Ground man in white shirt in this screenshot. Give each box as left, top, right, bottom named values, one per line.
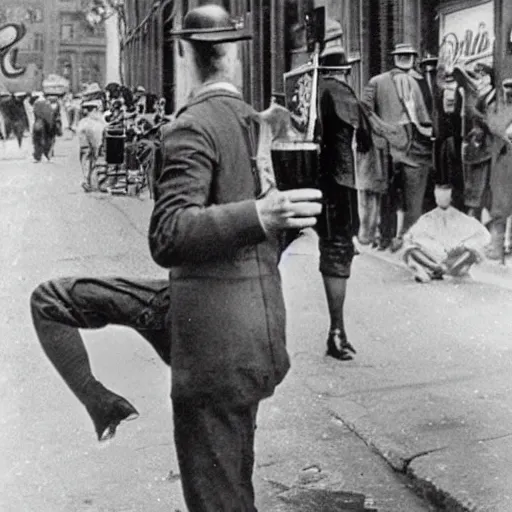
left=403, top=184, right=490, bottom=282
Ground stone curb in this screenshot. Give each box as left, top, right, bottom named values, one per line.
left=406, top=462, right=480, bottom=512
left=327, top=398, right=412, bottom=473
left=327, top=398, right=477, bottom=512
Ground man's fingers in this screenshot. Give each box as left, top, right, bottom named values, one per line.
left=284, top=216, right=318, bottom=229
left=285, top=188, right=323, bottom=203
left=287, top=201, right=323, bottom=217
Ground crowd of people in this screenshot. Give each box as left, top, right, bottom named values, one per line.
left=351, top=42, right=512, bottom=269
left=301, top=39, right=512, bottom=295
left=0, top=82, right=168, bottom=186
left=72, top=82, right=169, bottom=192
left=0, top=89, right=63, bottom=160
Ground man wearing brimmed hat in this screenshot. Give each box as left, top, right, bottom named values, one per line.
left=133, top=85, right=147, bottom=114
left=29, top=6, right=319, bottom=508
left=30, top=92, right=59, bottom=162
left=149, top=4, right=322, bottom=510
left=315, top=45, right=366, bottom=361
left=361, top=42, right=434, bottom=252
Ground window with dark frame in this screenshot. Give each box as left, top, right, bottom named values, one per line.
left=34, top=33, right=44, bottom=52
left=60, top=23, right=74, bottom=41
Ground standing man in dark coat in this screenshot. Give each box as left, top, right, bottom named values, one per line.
left=315, top=46, right=367, bottom=361
left=31, top=93, right=59, bottom=162
left=149, top=5, right=322, bottom=511
left=362, top=43, right=434, bottom=251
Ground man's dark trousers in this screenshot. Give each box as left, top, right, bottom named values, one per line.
left=174, top=400, right=259, bottom=511
left=31, top=277, right=260, bottom=510
left=30, top=277, right=170, bottom=403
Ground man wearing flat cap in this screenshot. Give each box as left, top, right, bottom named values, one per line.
left=149, top=4, right=322, bottom=510
left=361, top=43, right=434, bottom=252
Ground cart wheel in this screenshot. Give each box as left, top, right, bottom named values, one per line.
left=96, top=166, right=109, bottom=192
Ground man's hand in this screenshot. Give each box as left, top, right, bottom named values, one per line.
left=256, top=188, right=323, bottom=233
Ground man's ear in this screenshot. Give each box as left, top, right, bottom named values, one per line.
left=178, top=41, right=184, bottom=57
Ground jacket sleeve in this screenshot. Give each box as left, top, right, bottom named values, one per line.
left=362, top=77, right=378, bottom=113
left=148, top=118, right=266, bottom=268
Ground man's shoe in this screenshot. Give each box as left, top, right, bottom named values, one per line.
left=390, top=237, right=403, bottom=253
left=342, top=340, right=357, bottom=354
left=85, top=384, right=139, bottom=442
left=352, top=236, right=372, bottom=254
left=409, top=261, right=432, bottom=283
left=326, top=330, right=354, bottom=361
left=378, top=238, right=391, bottom=251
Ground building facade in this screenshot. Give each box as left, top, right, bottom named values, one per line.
left=122, top=0, right=174, bottom=105
left=153, top=0, right=441, bottom=111
left=58, top=0, right=107, bottom=91
left=0, top=0, right=107, bottom=93
left=120, top=0, right=510, bottom=113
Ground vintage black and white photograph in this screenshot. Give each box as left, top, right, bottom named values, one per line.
left=2, top=0, right=512, bottom=511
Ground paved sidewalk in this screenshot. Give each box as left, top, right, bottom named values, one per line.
left=283, top=229, right=512, bottom=512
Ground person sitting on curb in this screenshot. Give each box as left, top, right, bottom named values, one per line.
left=402, top=183, right=490, bottom=283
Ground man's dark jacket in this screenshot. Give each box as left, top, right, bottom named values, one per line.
left=149, top=86, right=290, bottom=407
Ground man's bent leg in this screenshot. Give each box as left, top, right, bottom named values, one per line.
left=446, top=249, right=478, bottom=276
left=404, top=248, right=444, bottom=283
left=30, top=277, right=170, bottom=440
left=173, top=400, right=259, bottom=512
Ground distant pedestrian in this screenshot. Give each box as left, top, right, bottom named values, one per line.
left=361, top=43, right=434, bottom=251
left=77, top=100, right=107, bottom=191
left=0, top=92, right=29, bottom=148
left=31, top=93, right=59, bottom=162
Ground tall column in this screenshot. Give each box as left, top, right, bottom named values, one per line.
left=43, top=0, right=59, bottom=78
left=105, top=10, right=121, bottom=84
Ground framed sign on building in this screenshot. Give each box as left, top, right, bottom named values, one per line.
left=283, top=60, right=319, bottom=144
left=438, top=0, right=494, bottom=73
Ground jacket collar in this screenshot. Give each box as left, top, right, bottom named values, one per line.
left=391, top=67, right=424, bottom=80
left=177, top=81, right=243, bottom=117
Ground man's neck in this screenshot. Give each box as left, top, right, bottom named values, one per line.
left=393, top=66, right=422, bottom=78
left=190, top=78, right=238, bottom=99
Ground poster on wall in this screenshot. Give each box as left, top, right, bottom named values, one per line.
left=438, top=0, right=494, bottom=73
left=283, top=62, right=318, bottom=143
left=437, top=0, right=495, bottom=110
